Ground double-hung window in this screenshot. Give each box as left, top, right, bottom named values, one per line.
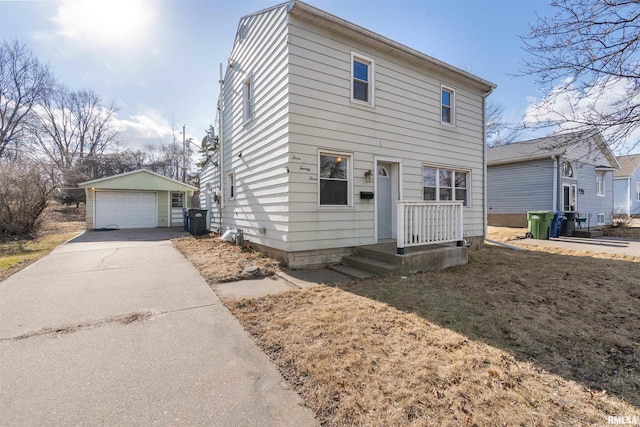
left=596, top=171, right=605, bottom=196
left=319, top=152, right=351, bottom=207
left=351, top=52, right=374, bottom=106
left=441, top=86, right=455, bottom=125
left=423, top=166, right=469, bottom=206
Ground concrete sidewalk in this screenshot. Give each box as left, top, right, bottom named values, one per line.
left=515, top=235, right=640, bottom=257
left=0, top=229, right=317, bottom=426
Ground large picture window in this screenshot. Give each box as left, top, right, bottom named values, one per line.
left=319, top=153, right=351, bottom=206
left=423, top=166, right=469, bottom=206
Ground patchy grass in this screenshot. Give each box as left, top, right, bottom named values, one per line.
left=172, top=234, right=281, bottom=283
left=0, top=203, right=84, bottom=282
left=217, top=243, right=640, bottom=426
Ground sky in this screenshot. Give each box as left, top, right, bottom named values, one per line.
left=0, top=0, right=563, bottom=159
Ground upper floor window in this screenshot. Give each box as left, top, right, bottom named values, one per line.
left=596, top=171, right=605, bottom=196
left=423, top=166, right=469, bottom=206
left=562, top=160, right=574, bottom=178
left=441, top=86, right=455, bottom=125
left=351, top=52, right=374, bottom=106
left=319, top=152, right=351, bottom=207
left=243, top=75, right=252, bottom=122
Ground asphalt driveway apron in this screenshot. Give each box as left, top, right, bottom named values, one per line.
left=0, top=229, right=317, bottom=426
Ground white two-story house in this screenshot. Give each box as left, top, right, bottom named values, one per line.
left=200, top=1, right=495, bottom=269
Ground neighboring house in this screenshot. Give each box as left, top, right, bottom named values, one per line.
left=613, top=154, right=640, bottom=217
left=79, top=169, right=197, bottom=229
left=200, top=1, right=495, bottom=268
left=487, top=132, right=620, bottom=228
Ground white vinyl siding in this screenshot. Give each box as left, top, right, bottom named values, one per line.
left=285, top=15, right=487, bottom=250
left=220, top=5, right=291, bottom=250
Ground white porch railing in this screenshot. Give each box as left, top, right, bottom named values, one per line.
left=396, top=201, right=464, bottom=254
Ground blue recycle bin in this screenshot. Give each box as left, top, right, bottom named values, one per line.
left=550, top=210, right=562, bottom=238
left=183, top=208, right=189, bottom=231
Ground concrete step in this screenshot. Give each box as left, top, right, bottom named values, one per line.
left=573, top=229, right=604, bottom=238
left=328, top=264, right=376, bottom=280
left=342, top=255, right=399, bottom=276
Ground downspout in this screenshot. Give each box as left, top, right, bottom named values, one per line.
left=482, top=86, right=495, bottom=241
left=218, top=62, right=225, bottom=234
left=551, top=155, right=558, bottom=212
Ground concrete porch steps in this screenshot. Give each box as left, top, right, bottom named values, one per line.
left=341, top=255, right=399, bottom=276
left=328, top=264, right=377, bottom=280
left=340, top=241, right=469, bottom=277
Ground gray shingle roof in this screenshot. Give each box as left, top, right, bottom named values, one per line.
left=614, top=154, right=640, bottom=178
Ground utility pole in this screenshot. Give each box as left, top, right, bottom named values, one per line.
left=182, top=124, right=186, bottom=183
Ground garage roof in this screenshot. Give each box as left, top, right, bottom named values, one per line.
left=79, top=169, right=197, bottom=191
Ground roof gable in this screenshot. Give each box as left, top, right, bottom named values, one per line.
left=614, top=154, right=640, bottom=178
left=488, top=131, right=620, bottom=169
left=78, top=169, right=197, bottom=191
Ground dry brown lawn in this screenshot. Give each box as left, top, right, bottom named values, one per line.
left=174, top=229, right=640, bottom=426
left=172, top=234, right=280, bottom=283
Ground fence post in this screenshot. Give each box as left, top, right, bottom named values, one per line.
left=396, top=202, right=405, bottom=254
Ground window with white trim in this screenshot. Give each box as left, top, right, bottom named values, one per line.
left=422, top=166, right=469, bottom=206
left=441, top=86, right=455, bottom=125
left=171, top=192, right=183, bottom=208
left=351, top=53, right=374, bottom=106
left=636, top=182, right=640, bottom=201
left=227, top=172, right=235, bottom=200
left=319, top=152, right=351, bottom=206
left=597, top=213, right=605, bottom=225
left=243, top=75, right=252, bottom=122
left=596, top=171, right=605, bottom=196
left=562, top=160, right=575, bottom=178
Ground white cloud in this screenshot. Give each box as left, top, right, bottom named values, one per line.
left=523, top=77, right=640, bottom=153
left=49, top=0, right=155, bottom=50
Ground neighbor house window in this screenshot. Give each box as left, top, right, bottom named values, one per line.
left=319, top=152, right=351, bottom=206
left=562, top=160, right=574, bottom=178
left=597, top=213, right=605, bottom=225
left=351, top=52, right=374, bottom=106
left=636, top=182, right=640, bottom=201
left=171, top=192, right=183, bottom=208
left=596, top=171, right=605, bottom=196
left=227, top=172, right=235, bottom=200
left=243, top=75, right=252, bottom=122
left=441, top=86, right=455, bottom=125
left=423, top=166, right=469, bottom=206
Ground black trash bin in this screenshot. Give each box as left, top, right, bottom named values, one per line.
left=188, top=209, right=208, bottom=236
left=560, top=211, right=576, bottom=237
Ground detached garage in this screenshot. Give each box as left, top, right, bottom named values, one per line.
left=79, top=169, right=197, bottom=229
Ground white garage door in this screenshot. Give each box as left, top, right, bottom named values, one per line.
left=95, top=191, right=157, bottom=229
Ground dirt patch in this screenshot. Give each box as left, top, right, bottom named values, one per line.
left=172, top=234, right=281, bottom=284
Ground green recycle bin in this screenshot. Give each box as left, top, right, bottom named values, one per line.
left=527, top=211, right=553, bottom=240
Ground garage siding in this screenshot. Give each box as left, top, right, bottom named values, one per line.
left=95, top=191, right=158, bottom=229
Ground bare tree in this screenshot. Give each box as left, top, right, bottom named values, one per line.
left=486, top=101, right=521, bottom=147
left=521, top=0, right=640, bottom=152
left=31, top=86, right=119, bottom=181
left=0, top=39, right=55, bottom=158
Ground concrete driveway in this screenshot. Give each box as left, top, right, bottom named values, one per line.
left=0, top=229, right=317, bottom=426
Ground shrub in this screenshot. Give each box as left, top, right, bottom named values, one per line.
left=0, top=161, right=54, bottom=238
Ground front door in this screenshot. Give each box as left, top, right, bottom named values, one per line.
left=563, top=183, right=577, bottom=212
left=377, top=163, right=393, bottom=239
